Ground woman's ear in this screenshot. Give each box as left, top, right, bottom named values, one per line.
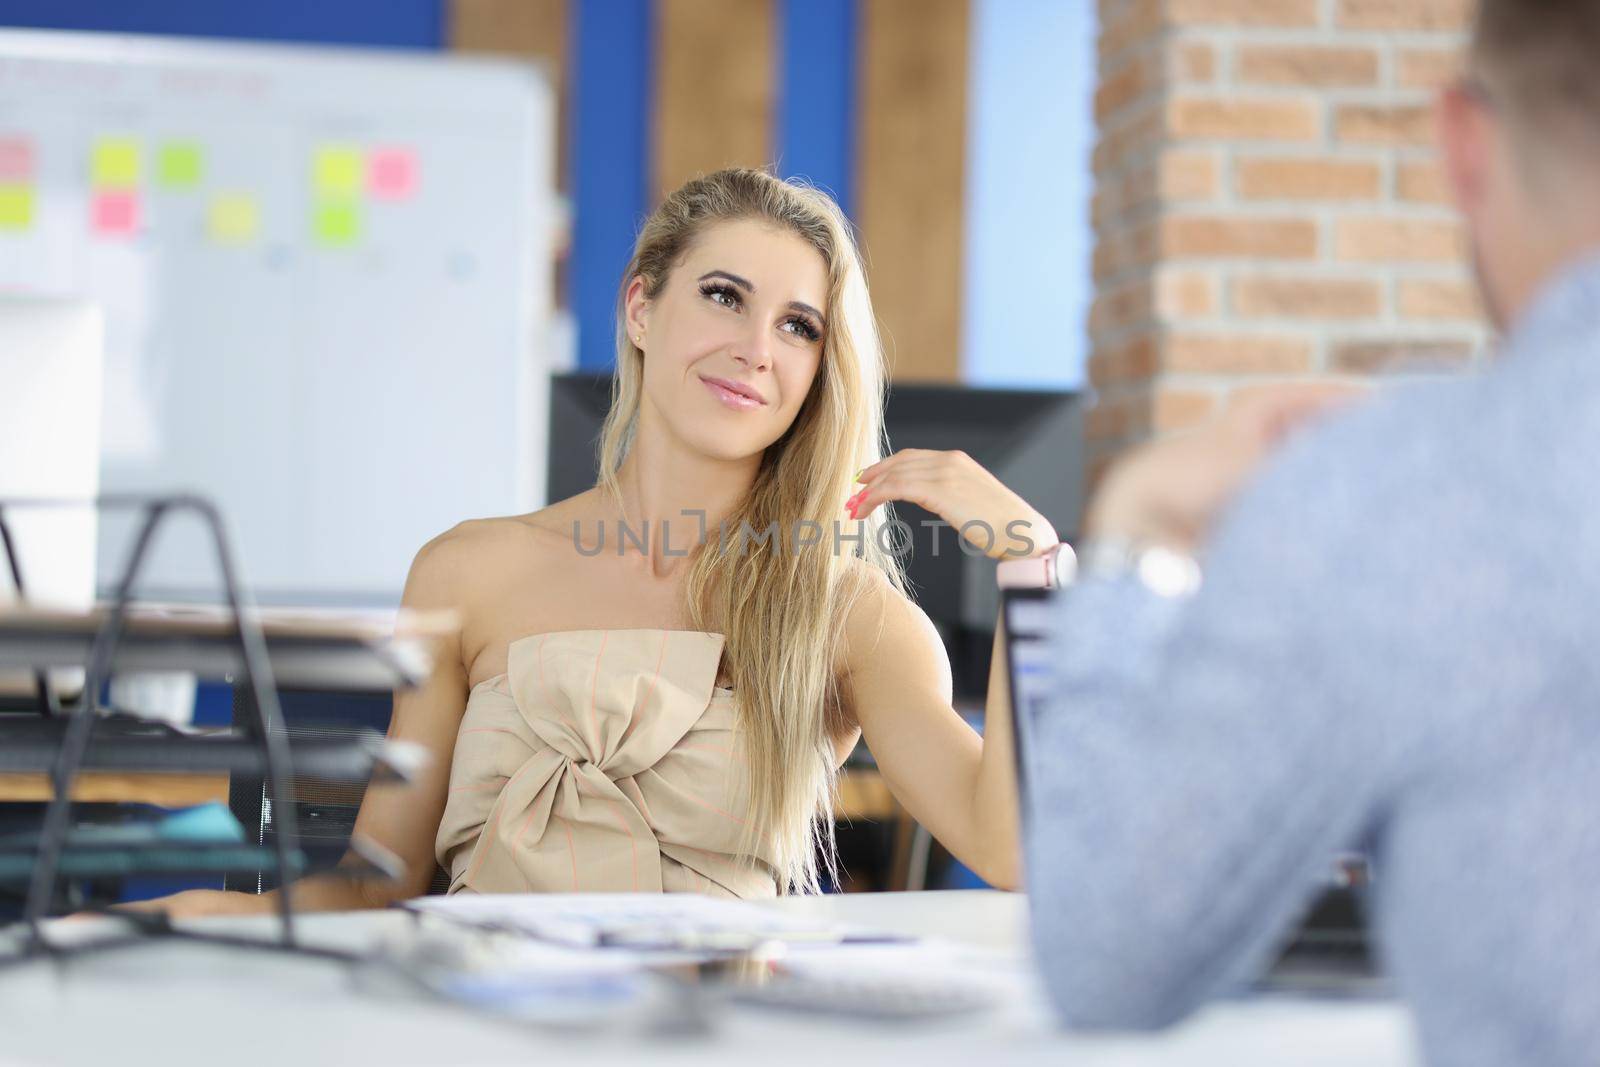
left=623, top=274, right=651, bottom=349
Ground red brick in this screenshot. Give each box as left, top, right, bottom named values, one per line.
left=1236, top=45, right=1379, bottom=88
left=1170, top=96, right=1320, bottom=141
left=1153, top=386, right=1218, bottom=432
left=1089, top=335, right=1160, bottom=387
left=1397, top=48, right=1463, bottom=90
left=1331, top=338, right=1476, bottom=373
left=1099, top=0, right=1162, bottom=63
left=1337, top=0, right=1472, bottom=30
left=1336, top=104, right=1434, bottom=146
left=1158, top=152, right=1220, bottom=200
left=1173, top=42, right=1216, bottom=83
left=1336, top=217, right=1465, bottom=262
left=1096, top=55, right=1151, bottom=122
left=1085, top=390, right=1151, bottom=441
left=1168, top=0, right=1319, bottom=27
left=1398, top=278, right=1482, bottom=320
left=1236, top=157, right=1381, bottom=200
left=1234, top=277, right=1383, bottom=319
left=1397, top=161, right=1450, bottom=204
left=1090, top=279, right=1154, bottom=334
left=1165, top=333, right=1315, bottom=374
left=1163, top=215, right=1318, bottom=259
left=1156, top=271, right=1218, bottom=317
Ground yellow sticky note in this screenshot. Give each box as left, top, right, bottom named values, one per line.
left=207, top=193, right=259, bottom=244
left=0, top=184, right=33, bottom=230
left=92, top=137, right=141, bottom=187
left=313, top=146, right=363, bottom=197
left=313, top=199, right=361, bottom=246
left=158, top=142, right=203, bottom=188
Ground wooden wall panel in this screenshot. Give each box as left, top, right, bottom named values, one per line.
left=448, top=0, right=568, bottom=177
left=856, top=0, right=970, bottom=382
left=653, top=0, right=776, bottom=203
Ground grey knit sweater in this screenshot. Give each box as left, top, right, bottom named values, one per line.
left=1025, top=254, right=1600, bottom=1065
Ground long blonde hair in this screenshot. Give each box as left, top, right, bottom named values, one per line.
left=596, top=168, right=906, bottom=893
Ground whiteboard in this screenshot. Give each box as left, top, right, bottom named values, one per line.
left=0, top=29, right=554, bottom=605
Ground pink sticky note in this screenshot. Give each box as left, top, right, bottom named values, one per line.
left=92, top=190, right=140, bottom=236
left=367, top=147, right=417, bottom=200
left=0, top=138, right=33, bottom=182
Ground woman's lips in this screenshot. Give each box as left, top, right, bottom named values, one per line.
left=700, top=375, right=767, bottom=411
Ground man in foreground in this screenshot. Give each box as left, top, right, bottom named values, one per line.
left=1026, top=2, right=1600, bottom=1063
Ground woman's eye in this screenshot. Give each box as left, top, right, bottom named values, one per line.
left=702, top=283, right=741, bottom=309
left=783, top=318, right=822, bottom=343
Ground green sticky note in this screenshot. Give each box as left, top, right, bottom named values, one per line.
left=158, top=142, right=203, bottom=188
left=208, top=192, right=259, bottom=244
left=0, top=184, right=33, bottom=229
left=313, top=145, right=363, bottom=197
left=92, top=137, right=140, bottom=187
left=313, top=199, right=361, bottom=246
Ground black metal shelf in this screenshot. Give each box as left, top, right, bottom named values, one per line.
left=0, top=615, right=432, bottom=691
left=0, top=840, right=308, bottom=884
left=0, top=714, right=421, bottom=783
left=0, top=493, right=429, bottom=959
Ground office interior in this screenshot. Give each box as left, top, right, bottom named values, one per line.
left=0, top=1, right=1501, bottom=1064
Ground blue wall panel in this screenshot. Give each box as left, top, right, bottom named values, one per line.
left=775, top=0, right=857, bottom=219
left=0, top=0, right=444, bottom=48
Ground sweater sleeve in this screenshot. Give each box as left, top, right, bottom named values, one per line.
left=1023, top=420, right=1406, bottom=1030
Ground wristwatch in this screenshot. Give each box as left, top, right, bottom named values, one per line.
left=996, top=542, right=1077, bottom=589
left=1075, top=538, right=1203, bottom=598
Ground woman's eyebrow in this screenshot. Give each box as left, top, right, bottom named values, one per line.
left=699, top=269, right=824, bottom=325
left=698, top=269, right=755, bottom=291
left=788, top=301, right=825, bottom=325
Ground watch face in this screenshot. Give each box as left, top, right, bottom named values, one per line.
left=1052, top=543, right=1078, bottom=585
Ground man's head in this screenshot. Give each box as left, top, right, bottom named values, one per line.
left=1441, top=0, right=1600, bottom=331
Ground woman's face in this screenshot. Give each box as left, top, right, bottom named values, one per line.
left=628, top=218, right=829, bottom=462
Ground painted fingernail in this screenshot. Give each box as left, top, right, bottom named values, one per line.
left=854, top=468, right=866, bottom=482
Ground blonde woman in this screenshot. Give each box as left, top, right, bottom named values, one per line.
left=142, top=168, right=1059, bottom=914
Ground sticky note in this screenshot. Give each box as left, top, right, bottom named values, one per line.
left=0, top=184, right=33, bottom=230
left=367, top=146, right=417, bottom=200
left=207, top=192, right=259, bottom=244
left=313, top=199, right=361, bottom=246
left=92, top=190, right=140, bottom=236
left=0, top=139, right=34, bottom=183
left=158, top=142, right=203, bottom=188
left=313, top=145, right=363, bottom=197
left=92, top=137, right=141, bottom=187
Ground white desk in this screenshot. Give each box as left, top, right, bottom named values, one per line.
left=0, top=891, right=1418, bottom=1067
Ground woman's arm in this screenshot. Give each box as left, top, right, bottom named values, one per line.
left=840, top=569, right=1021, bottom=890
left=840, top=448, right=1057, bottom=889
left=125, top=531, right=474, bottom=918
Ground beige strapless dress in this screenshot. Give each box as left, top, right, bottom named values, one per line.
left=435, top=628, right=781, bottom=898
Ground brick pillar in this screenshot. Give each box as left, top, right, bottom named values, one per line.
left=1088, top=0, right=1487, bottom=477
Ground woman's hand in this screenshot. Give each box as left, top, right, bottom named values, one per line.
left=114, top=888, right=272, bottom=920
left=847, top=449, right=1059, bottom=559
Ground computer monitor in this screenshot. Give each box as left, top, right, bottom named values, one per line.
left=547, top=374, right=1084, bottom=699
left=0, top=298, right=104, bottom=703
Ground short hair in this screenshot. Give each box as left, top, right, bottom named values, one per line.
left=1472, top=0, right=1600, bottom=145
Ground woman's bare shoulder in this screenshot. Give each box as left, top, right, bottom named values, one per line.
left=836, top=558, right=941, bottom=671
left=405, top=490, right=603, bottom=600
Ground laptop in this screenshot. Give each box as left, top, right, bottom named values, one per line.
left=998, top=584, right=1384, bottom=994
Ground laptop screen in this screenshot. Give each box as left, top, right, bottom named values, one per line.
left=1000, top=586, right=1058, bottom=830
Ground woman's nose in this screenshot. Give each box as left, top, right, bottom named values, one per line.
left=731, top=323, right=773, bottom=371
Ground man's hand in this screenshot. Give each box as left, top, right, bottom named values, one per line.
left=1086, top=383, right=1369, bottom=555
